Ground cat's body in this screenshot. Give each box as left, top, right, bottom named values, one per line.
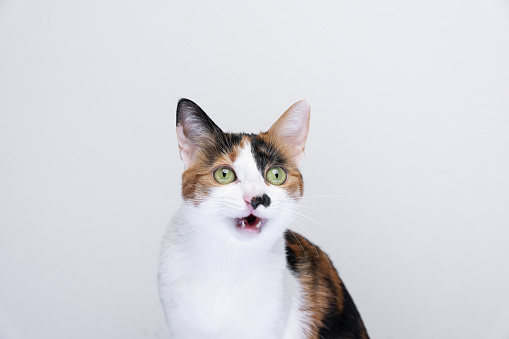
left=158, top=99, right=369, bottom=339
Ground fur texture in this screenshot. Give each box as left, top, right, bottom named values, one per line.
left=158, top=99, right=369, bottom=338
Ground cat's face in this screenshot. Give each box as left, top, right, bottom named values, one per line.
left=176, top=99, right=310, bottom=247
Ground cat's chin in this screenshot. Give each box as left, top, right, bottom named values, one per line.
left=234, top=214, right=266, bottom=235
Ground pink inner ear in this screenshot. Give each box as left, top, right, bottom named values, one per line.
left=268, top=100, right=310, bottom=165
left=176, top=125, right=195, bottom=168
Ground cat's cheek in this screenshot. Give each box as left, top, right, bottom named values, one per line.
left=262, top=187, right=298, bottom=226
left=208, top=185, right=246, bottom=213
left=282, top=170, right=304, bottom=199
left=190, top=199, right=238, bottom=240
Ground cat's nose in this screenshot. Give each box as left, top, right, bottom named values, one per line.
left=243, top=194, right=253, bottom=206
left=250, top=194, right=271, bottom=209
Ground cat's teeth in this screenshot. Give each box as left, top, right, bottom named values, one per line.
left=241, top=220, right=246, bottom=228
left=255, top=221, right=261, bottom=229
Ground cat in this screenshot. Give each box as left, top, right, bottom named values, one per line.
left=158, top=98, right=369, bottom=339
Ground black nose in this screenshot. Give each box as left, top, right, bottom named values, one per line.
left=251, top=194, right=271, bottom=209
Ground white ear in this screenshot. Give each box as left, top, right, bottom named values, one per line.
left=268, top=100, right=310, bottom=165
left=175, top=99, right=222, bottom=168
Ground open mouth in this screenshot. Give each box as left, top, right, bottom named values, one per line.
left=235, top=214, right=264, bottom=234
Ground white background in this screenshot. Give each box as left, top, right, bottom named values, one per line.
left=1, top=1, right=509, bottom=338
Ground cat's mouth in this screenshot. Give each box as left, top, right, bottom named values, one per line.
left=235, top=214, right=265, bottom=234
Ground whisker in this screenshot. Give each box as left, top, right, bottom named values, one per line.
left=280, top=215, right=336, bottom=279
left=279, top=206, right=357, bottom=254
left=298, top=195, right=348, bottom=199
left=288, top=229, right=306, bottom=254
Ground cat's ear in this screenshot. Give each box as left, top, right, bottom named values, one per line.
left=176, top=98, right=223, bottom=168
left=267, top=100, right=310, bottom=166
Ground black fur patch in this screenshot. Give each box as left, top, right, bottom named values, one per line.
left=201, top=132, right=244, bottom=167
left=285, top=234, right=299, bottom=273
left=251, top=193, right=271, bottom=209
left=248, top=134, right=287, bottom=176
left=176, top=98, right=223, bottom=137
left=284, top=231, right=307, bottom=274
left=317, top=283, right=364, bottom=339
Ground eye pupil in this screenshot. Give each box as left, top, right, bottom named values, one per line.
left=222, top=170, right=227, bottom=177
left=266, top=166, right=286, bottom=186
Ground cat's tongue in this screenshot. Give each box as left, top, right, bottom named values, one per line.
left=236, top=214, right=263, bottom=233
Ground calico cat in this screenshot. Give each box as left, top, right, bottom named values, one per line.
left=158, top=99, right=369, bottom=339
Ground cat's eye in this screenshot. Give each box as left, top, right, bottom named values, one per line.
left=213, top=166, right=236, bottom=184
left=266, top=166, right=287, bottom=186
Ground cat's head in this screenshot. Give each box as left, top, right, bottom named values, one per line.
left=176, top=99, right=310, bottom=247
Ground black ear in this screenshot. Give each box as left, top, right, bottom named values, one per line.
left=176, top=99, right=223, bottom=167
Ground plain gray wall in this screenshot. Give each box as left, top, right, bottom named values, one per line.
left=1, top=0, right=509, bottom=338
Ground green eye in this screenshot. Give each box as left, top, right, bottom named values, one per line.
left=213, top=166, right=236, bottom=184
left=266, top=166, right=287, bottom=186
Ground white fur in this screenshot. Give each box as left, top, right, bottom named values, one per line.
left=158, top=144, right=309, bottom=338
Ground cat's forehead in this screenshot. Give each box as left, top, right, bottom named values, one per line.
left=232, top=141, right=266, bottom=183
left=203, top=132, right=291, bottom=175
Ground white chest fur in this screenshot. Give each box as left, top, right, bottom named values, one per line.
left=158, top=211, right=307, bottom=339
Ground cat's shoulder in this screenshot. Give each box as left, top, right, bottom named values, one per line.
left=284, top=230, right=334, bottom=275
left=284, top=230, right=370, bottom=339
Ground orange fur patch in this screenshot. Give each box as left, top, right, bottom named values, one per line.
left=285, top=232, right=369, bottom=338
left=181, top=138, right=243, bottom=204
